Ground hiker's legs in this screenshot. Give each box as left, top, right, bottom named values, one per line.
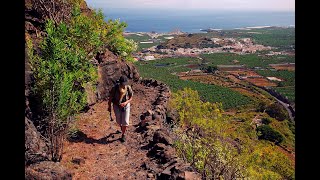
left=113, top=104, right=122, bottom=133
left=121, top=125, right=127, bottom=135
left=120, top=103, right=130, bottom=141
left=122, top=103, right=130, bottom=134
left=113, top=104, right=121, bottom=125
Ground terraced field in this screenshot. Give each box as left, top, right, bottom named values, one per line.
left=135, top=57, right=253, bottom=109
left=200, top=53, right=295, bottom=68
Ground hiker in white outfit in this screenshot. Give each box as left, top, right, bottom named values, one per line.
left=108, top=75, right=133, bottom=142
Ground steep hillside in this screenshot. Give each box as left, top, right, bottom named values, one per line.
left=25, top=0, right=200, bottom=179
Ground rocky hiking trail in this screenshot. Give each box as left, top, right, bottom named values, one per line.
left=60, top=80, right=201, bottom=180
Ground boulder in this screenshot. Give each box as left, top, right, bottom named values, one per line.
left=159, top=162, right=201, bottom=180
left=83, top=82, right=97, bottom=106
left=71, top=157, right=85, bottom=165
left=25, top=117, right=49, bottom=165
left=146, top=110, right=154, bottom=116
left=141, top=162, right=150, bottom=170
left=148, top=143, right=177, bottom=164
left=166, top=109, right=178, bottom=124
left=161, top=146, right=177, bottom=163
left=146, top=125, right=161, bottom=132
left=152, top=114, right=162, bottom=121
left=153, top=129, right=173, bottom=145
left=153, top=143, right=167, bottom=151
left=25, top=161, right=72, bottom=180
left=158, top=164, right=174, bottom=179
left=183, top=171, right=201, bottom=180
left=96, top=49, right=140, bottom=100
left=147, top=173, right=154, bottom=178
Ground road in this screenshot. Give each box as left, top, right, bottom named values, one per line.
left=274, top=97, right=295, bottom=122
left=258, top=86, right=295, bottom=122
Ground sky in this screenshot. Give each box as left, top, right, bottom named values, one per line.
left=85, top=0, right=295, bottom=11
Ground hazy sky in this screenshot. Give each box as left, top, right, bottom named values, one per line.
left=85, top=0, right=295, bottom=11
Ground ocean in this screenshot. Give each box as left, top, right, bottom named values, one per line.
left=101, top=8, right=295, bottom=33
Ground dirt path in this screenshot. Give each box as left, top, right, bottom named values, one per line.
left=60, top=82, right=162, bottom=180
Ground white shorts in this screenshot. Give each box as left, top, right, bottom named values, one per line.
left=113, top=103, right=130, bottom=126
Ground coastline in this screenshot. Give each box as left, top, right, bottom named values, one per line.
left=125, top=25, right=294, bottom=34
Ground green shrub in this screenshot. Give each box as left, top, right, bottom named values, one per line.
left=30, top=18, right=97, bottom=121
left=256, top=101, right=268, bottom=112
left=171, top=88, right=294, bottom=179
left=261, top=117, right=272, bottom=125
left=256, top=125, right=284, bottom=144
left=171, top=88, right=247, bottom=179
left=265, top=103, right=289, bottom=121
left=104, top=19, right=137, bottom=62
left=247, top=144, right=295, bottom=179
left=287, top=120, right=295, bottom=134
left=67, top=123, right=80, bottom=139
left=200, top=65, right=218, bottom=73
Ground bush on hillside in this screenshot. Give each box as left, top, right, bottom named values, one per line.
left=256, top=125, right=284, bottom=144
left=200, top=65, right=218, bottom=73
left=261, top=117, right=272, bottom=125
left=104, top=19, right=137, bottom=62
left=171, top=88, right=246, bottom=179
left=171, top=88, right=294, bottom=179
left=256, top=101, right=268, bottom=112
left=265, top=103, right=289, bottom=121
left=247, top=145, right=295, bottom=180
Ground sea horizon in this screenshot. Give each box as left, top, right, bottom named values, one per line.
left=88, top=7, right=295, bottom=33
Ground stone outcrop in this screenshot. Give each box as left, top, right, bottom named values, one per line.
left=25, top=117, right=49, bottom=166
left=153, top=129, right=173, bottom=146
left=94, top=49, right=140, bottom=101
left=139, top=78, right=170, bottom=123
left=159, top=160, right=201, bottom=180
left=25, top=161, right=72, bottom=180
left=133, top=79, right=201, bottom=179
left=83, top=82, right=97, bottom=106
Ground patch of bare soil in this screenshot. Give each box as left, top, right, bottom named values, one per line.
left=179, top=74, right=235, bottom=87
left=60, top=82, right=164, bottom=180
left=245, top=77, right=277, bottom=87
left=270, top=64, right=295, bottom=71
left=231, top=87, right=268, bottom=101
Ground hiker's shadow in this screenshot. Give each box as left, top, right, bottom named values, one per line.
left=67, top=131, right=120, bottom=144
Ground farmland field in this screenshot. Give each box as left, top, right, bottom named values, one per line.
left=179, top=74, right=275, bottom=103
left=255, top=70, right=295, bottom=87
left=124, top=33, right=151, bottom=42
left=125, top=33, right=177, bottom=51
left=200, top=53, right=295, bottom=68
left=255, top=70, right=295, bottom=103
left=245, top=77, right=278, bottom=87
left=125, top=33, right=156, bottom=51
left=270, top=63, right=295, bottom=71
left=243, top=27, right=295, bottom=51
left=273, top=86, right=295, bottom=103
left=135, top=57, right=253, bottom=109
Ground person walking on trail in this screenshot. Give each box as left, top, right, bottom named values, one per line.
left=108, top=75, right=133, bottom=142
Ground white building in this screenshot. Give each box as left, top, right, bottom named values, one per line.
left=143, top=55, right=156, bottom=61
